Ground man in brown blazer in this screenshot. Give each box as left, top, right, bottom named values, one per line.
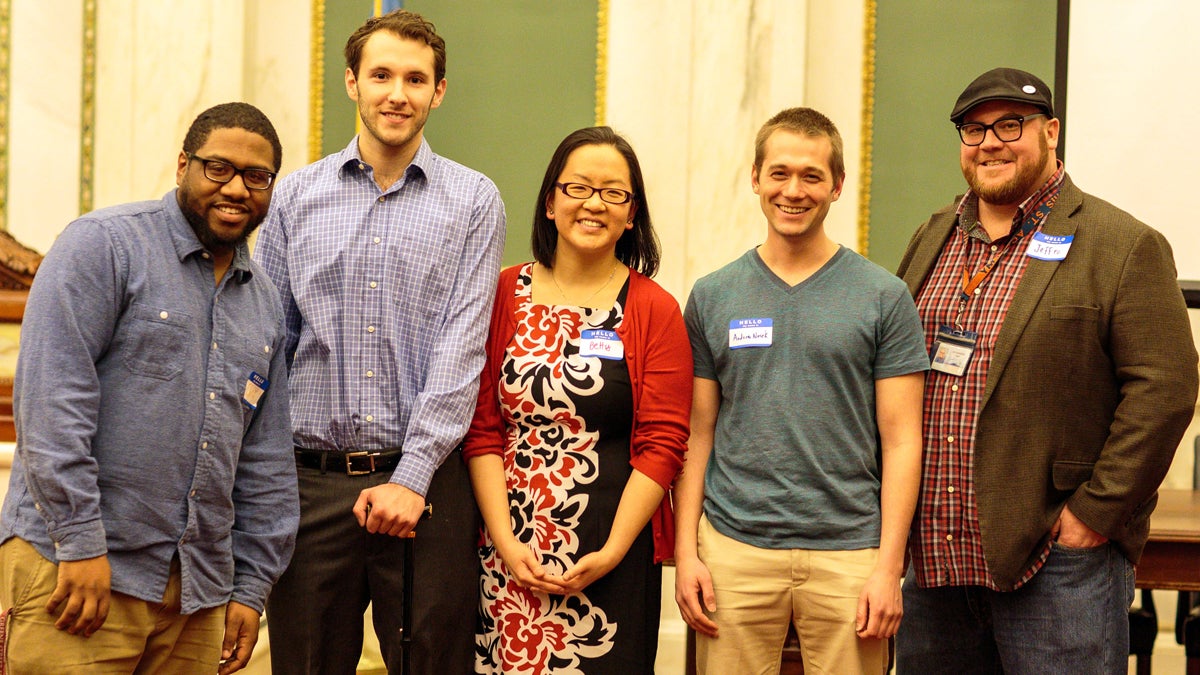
left=893, top=67, right=1199, bottom=674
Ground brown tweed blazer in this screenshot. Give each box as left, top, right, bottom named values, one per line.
left=897, top=174, right=1199, bottom=589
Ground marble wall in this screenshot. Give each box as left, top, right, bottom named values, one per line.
left=5, top=0, right=310, bottom=253
left=8, top=0, right=85, bottom=253
left=606, top=0, right=867, bottom=302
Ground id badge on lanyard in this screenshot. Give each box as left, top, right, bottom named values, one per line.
left=930, top=326, right=977, bottom=376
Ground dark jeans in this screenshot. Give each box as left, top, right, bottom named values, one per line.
left=895, top=542, right=1135, bottom=675
left=266, top=454, right=481, bottom=675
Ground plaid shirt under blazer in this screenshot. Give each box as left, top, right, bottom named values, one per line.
left=897, top=173, right=1200, bottom=589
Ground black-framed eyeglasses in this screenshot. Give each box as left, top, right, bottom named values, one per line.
left=188, top=154, right=277, bottom=190
left=956, top=113, right=1046, bottom=146
left=555, top=182, right=633, bottom=205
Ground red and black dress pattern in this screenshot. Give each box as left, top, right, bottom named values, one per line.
left=476, top=264, right=659, bottom=674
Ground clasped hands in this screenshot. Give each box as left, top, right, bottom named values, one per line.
left=493, top=536, right=618, bottom=595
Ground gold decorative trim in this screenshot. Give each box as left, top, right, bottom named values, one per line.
left=79, top=0, right=96, bottom=215
left=595, top=0, right=608, bottom=126
left=0, top=0, right=9, bottom=232
left=309, top=0, right=326, bottom=163
left=857, top=0, right=877, bottom=256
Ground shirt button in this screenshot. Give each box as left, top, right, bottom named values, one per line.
left=378, top=196, right=386, bottom=203
left=369, top=281, right=378, bottom=289
left=367, top=326, right=376, bottom=333
left=947, top=435, right=955, bottom=443
left=358, top=163, right=365, bottom=170
left=212, top=342, right=218, bottom=350
left=951, top=384, right=959, bottom=392
left=366, top=370, right=374, bottom=378
left=264, top=345, right=270, bottom=353
left=946, top=534, right=954, bottom=542
left=202, top=252, right=211, bottom=259
left=209, top=392, right=216, bottom=400
left=365, top=414, right=374, bottom=422
left=159, top=311, right=169, bottom=319
left=974, top=288, right=982, bottom=295
left=990, top=245, right=998, bottom=252
left=34, top=503, right=41, bottom=511
left=373, top=237, right=382, bottom=244
left=190, top=490, right=197, bottom=497
left=202, top=442, right=208, bottom=449
left=947, top=485, right=956, bottom=493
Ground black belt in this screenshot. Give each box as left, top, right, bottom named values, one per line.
left=294, top=447, right=403, bottom=476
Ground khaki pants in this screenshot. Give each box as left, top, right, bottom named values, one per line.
left=0, top=537, right=226, bottom=675
left=696, top=516, right=887, bottom=675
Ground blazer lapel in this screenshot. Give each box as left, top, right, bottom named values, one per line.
left=981, top=178, right=1083, bottom=406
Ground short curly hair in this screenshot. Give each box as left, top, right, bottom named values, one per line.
left=181, top=102, right=281, bottom=171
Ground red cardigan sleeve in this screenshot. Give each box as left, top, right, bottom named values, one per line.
left=622, top=272, right=693, bottom=562
left=624, top=274, right=693, bottom=491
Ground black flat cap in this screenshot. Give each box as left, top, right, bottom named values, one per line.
left=950, top=67, right=1054, bottom=123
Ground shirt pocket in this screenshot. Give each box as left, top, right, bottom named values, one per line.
left=227, top=332, right=274, bottom=430
left=121, top=304, right=191, bottom=380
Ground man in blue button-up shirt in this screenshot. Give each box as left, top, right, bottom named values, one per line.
left=0, top=102, right=298, bottom=675
left=255, top=9, right=504, bottom=675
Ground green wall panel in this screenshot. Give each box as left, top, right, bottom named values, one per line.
left=322, top=1, right=374, bottom=158
left=868, top=1, right=1057, bottom=272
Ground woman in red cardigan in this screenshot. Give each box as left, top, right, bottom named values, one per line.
left=463, top=126, right=692, bottom=674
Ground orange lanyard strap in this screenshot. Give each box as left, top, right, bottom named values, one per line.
left=953, top=194, right=1058, bottom=328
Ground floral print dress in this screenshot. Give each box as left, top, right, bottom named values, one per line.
left=475, top=264, right=660, bottom=674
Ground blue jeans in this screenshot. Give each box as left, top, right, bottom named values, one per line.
left=895, top=542, right=1135, bottom=674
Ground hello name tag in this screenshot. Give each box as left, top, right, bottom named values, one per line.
left=729, top=318, right=773, bottom=349
left=1025, top=231, right=1073, bottom=261
left=579, top=329, right=624, bottom=360
left=242, top=371, right=269, bottom=410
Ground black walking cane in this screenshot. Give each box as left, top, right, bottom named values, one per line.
left=400, top=503, right=434, bottom=674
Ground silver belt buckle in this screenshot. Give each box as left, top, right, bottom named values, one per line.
left=345, top=451, right=376, bottom=476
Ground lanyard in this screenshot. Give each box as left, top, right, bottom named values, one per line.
left=952, top=194, right=1058, bottom=330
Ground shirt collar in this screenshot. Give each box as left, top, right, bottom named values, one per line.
left=956, top=159, right=1066, bottom=241
left=336, top=136, right=433, bottom=184
left=164, top=190, right=255, bottom=284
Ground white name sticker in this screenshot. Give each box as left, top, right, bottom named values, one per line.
left=579, top=329, right=624, bottom=360
left=1025, top=231, right=1073, bottom=261
left=729, top=318, right=773, bottom=349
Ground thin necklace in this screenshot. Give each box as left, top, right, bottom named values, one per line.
left=550, top=262, right=618, bottom=306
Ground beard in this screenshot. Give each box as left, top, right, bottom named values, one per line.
left=965, top=133, right=1051, bottom=206
left=178, top=193, right=262, bottom=255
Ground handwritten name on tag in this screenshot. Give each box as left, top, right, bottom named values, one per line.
left=580, top=329, right=624, bottom=360
left=729, top=318, right=773, bottom=349
left=1025, top=232, right=1073, bottom=261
